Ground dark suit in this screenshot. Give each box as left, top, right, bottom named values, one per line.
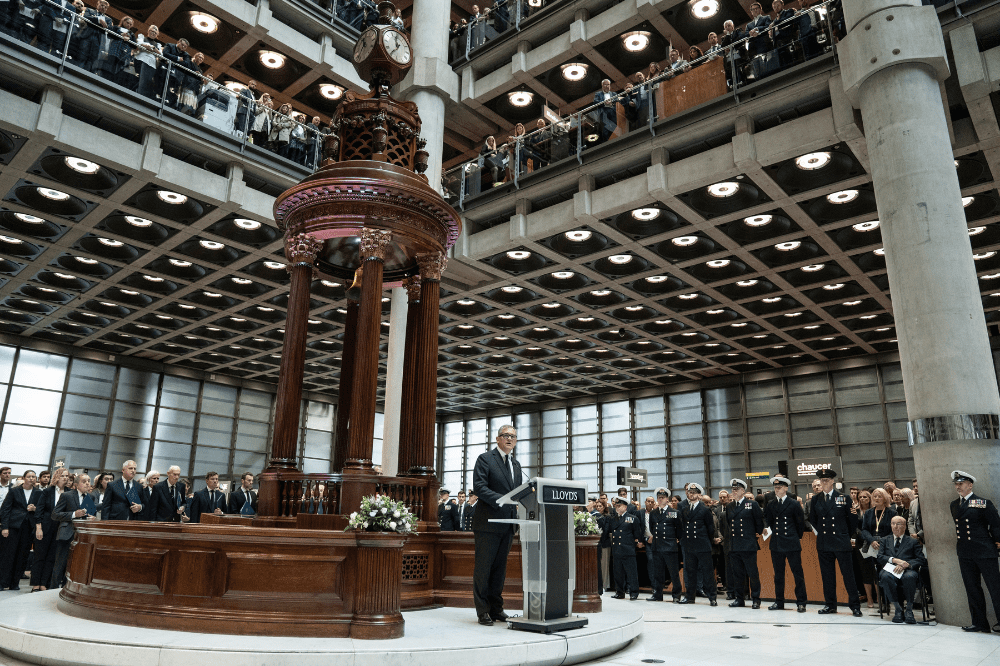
left=769, top=8, right=797, bottom=67
left=745, top=14, right=771, bottom=56
left=726, top=497, right=764, bottom=603
left=952, top=492, right=1000, bottom=630
left=228, top=487, right=258, bottom=515
left=0, top=486, right=42, bottom=588
left=50, top=490, right=96, bottom=588
left=151, top=481, right=187, bottom=522
left=471, top=447, right=521, bottom=618
left=763, top=495, right=807, bottom=605
left=680, top=501, right=718, bottom=601
left=876, top=533, right=925, bottom=609
left=438, top=499, right=459, bottom=531
left=592, top=90, right=618, bottom=142
left=609, top=510, right=644, bottom=595
left=455, top=501, right=474, bottom=531
left=188, top=487, right=227, bottom=524
left=138, top=485, right=157, bottom=521
left=808, top=489, right=860, bottom=610
left=101, top=478, right=143, bottom=521
left=31, top=486, right=63, bottom=587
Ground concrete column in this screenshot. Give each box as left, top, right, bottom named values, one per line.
left=380, top=285, right=408, bottom=476
left=840, top=0, right=1000, bottom=627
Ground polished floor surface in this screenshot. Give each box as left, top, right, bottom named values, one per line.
left=0, top=588, right=997, bottom=666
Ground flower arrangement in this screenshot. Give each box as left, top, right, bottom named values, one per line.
left=344, top=494, right=416, bottom=534
left=574, top=510, right=601, bottom=536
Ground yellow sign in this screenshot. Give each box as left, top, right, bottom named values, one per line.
left=746, top=471, right=770, bottom=480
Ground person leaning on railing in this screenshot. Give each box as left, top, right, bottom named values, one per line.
left=105, top=15, right=137, bottom=91
left=250, top=92, right=273, bottom=146
left=687, top=45, right=704, bottom=68
left=479, top=135, right=505, bottom=187
left=133, top=24, right=163, bottom=100
left=270, top=103, right=295, bottom=157
left=38, top=0, right=72, bottom=56
left=663, top=48, right=690, bottom=80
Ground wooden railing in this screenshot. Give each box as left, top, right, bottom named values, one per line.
left=269, top=472, right=342, bottom=518
left=375, top=476, right=430, bottom=520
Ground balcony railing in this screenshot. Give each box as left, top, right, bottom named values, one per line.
left=448, top=0, right=568, bottom=64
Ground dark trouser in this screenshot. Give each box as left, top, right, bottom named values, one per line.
left=879, top=569, right=919, bottom=609
left=70, top=36, right=99, bottom=72
left=771, top=549, right=807, bottom=605
left=731, top=550, right=761, bottom=602
left=683, top=548, right=715, bottom=601
left=136, top=60, right=158, bottom=99
left=723, top=546, right=734, bottom=593
left=818, top=549, right=860, bottom=610
left=959, top=556, right=1000, bottom=630
left=473, top=528, right=513, bottom=617
left=30, top=525, right=57, bottom=586
left=613, top=547, right=638, bottom=594
left=649, top=547, right=681, bottom=599
left=2, top=523, right=33, bottom=588
left=50, top=538, right=72, bottom=588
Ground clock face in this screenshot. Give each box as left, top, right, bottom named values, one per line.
left=382, top=29, right=411, bottom=65
left=354, top=28, right=377, bottom=63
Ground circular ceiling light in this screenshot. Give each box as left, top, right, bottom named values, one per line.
left=264, top=261, right=285, bottom=269
left=190, top=12, right=219, bottom=33
left=232, top=277, right=253, bottom=285
left=457, top=299, right=475, bottom=306
left=707, top=309, right=724, bottom=314
left=744, top=215, right=772, bottom=227
left=671, top=236, right=698, bottom=247
left=320, top=280, right=340, bottom=288
left=969, top=226, right=986, bottom=235
left=646, top=276, right=669, bottom=283
left=258, top=306, right=274, bottom=312
left=157, top=190, right=188, bottom=204
left=860, top=314, right=877, bottom=320
left=762, top=297, right=782, bottom=303
left=560, top=63, right=588, bottom=81
left=142, top=275, right=163, bottom=282
left=731, top=322, right=747, bottom=327
left=564, top=230, right=592, bottom=241
left=552, top=271, right=575, bottom=279
left=873, top=248, right=885, bottom=256
left=775, top=241, right=801, bottom=251
left=167, top=259, right=191, bottom=268
left=706, top=259, right=730, bottom=268
left=75, top=256, right=97, bottom=264
left=120, top=289, right=139, bottom=296
left=259, top=50, right=286, bottom=69
left=234, top=218, right=261, bottom=230
left=691, top=0, right=720, bottom=18
left=823, top=283, right=845, bottom=290
left=962, top=196, right=975, bottom=207
left=827, top=189, right=858, bottom=204
left=37, top=187, right=69, bottom=201
left=590, top=289, right=611, bottom=296
left=707, top=182, right=739, bottom=198
left=199, top=240, right=225, bottom=250
left=54, top=272, right=74, bottom=279
left=577, top=317, right=594, bottom=322
left=64, top=157, right=100, bottom=174
left=843, top=300, right=862, bottom=306
left=622, top=31, right=651, bottom=52
left=98, top=237, right=123, bottom=247
left=14, top=213, right=43, bottom=223
left=225, top=81, right=247, bottom=93
left=501, top=285, right=523, bottom=293
left=506, top=250, right=531, bottom=260
left=983, top=273, right=1000, bottom=280
left=625, top=305, right=643, bottom=311
left=319, top=83, right=343, bottom=100
left=794, top=152, right=831, bottom=170
left=631, top=208, right=660, bottom=220
left=608, top=254, right=632, bottom=264
left=736, top=279, right=758, bottom=287
left=784, top=312, right=802, bottom=317
left=542, top=303, right=561, bottom=309
left=125, top=216, right=153, bottom=227
left=508, top=91, right=533, bottom=107
left=974, top=251, right=996, bottom=260
left=678, top=293, right=698, bottom=300
left=853, top=221, right=880, bottom=232
left=801, top=264, right=825, bottom=272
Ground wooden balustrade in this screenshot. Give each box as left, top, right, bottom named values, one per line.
left=260, top=472, right=435, bottom=520
left=374, top=476, right=428, bottom=519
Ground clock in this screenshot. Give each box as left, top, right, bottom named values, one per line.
left=382, top=29, right=411, bottom=65
left=354, top=28, right=377, bottom=64
left=350, top=1, right=413, bottom=87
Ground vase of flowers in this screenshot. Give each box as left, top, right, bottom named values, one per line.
left=573, top=510, right=601, bottom=537
left=344, top=494, right=416, bottom=534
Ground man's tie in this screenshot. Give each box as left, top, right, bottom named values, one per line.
left=895, top=537, right=901, bottom=550
left=503, top=453, right=513, bottom=484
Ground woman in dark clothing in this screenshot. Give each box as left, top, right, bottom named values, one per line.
left=597, top=498, right=611, bottom=594
left=134, top=24, right=163, bottom=100
left=30, top=468, right=69, bottom=591
left=107, top=16, right=138, bottom=91
left=857, top=487, right=896, bottom=608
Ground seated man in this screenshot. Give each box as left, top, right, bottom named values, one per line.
left=877, top=516, right=926, bottom=624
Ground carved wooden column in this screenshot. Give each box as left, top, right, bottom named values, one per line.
left=396, top=275, right=421, bottom=476
left=259, top=233, right=322, bottom=516
left=332, top=294, right=360, bottom=474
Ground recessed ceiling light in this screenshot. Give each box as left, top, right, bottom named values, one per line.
left=565, top=230, right=592, bottom=241
left=532, top=327, right=549, bottom=332
left=319, top=83, right=343, bottom=100
left=199, top=240, right=225, bottom=250
left=37, top=287, right=56, bottom=293
left=731, top=322, right=747, bottom=327
left=224, top=81, right=247, bottom=93
left=822, top=283, right=844, bottom=290
left=801, top=264, right=825, bottom=272
left=843, top=300, right=863, bottom=305
left=691, top=0, right=720, bottom=18
left=654, top=320, right=672, bottom=325
left=762, top=297, right=782, bottom=303
left=682, top=332, right=698, bottom=336
left=827, top=189, right=858, bottom=204
left=307, top=319, right=321, bottom=325
left=552, top=271, right=574, bottom=279
left=744, top=215, right=772, bottom=227
left=632, top=208, right=660, bottom=220
left=37, top=187, right=69, bottom=201
left=860, top=315, right=877, bottom=319
left=784, top=312, right=802, bottom=317
left=678, top=293, right=698, bottom=300
left=234, top=218, right=261, bottom=230
left=706, top=259, right=730, bottom=268
left=64, top=157, right=100, bottom=174
left=608, top=254, right=632, bottom=264
left=983, top=273, right=1000, bottom=280
left=500, top=285, right=523, bottom=293
left=974, top=251, right=996, bottom=260
left=119, top=289, right=138, bottom=296
left=98, top=237, right=123, bottom=247
left=203, top=291, right=222, bottom=297
left=671, top=236, right=698, bottom=247
left=178, top=304, right=195, bottom=309
left=457, top=299, right=475, bottom=305
left=590, top=289, right=611, bottom=296
left=963, top=196, right=975, bottom=207
left=498, top=314, right=515, bottom=319
left=560, top=63, right=588, bottom=81
left=969, top=226, right=986, bottom=235
left=622, top=31, right=651, bottom=52
left=775, top=241, right=801, bottom=251
left=706, top=309, right=724, bottom=314
left=231, top=317, right=246, bottom=322
left=875, top=327, right=891, bottom=332
left=752, top=335, right=768, bottom=339
left=259, top=50, right=286, bottom=69
left=54, top=272, right=75, bottom=280
left=852, top=221, right=879, bottom=232
left=0, top=235, right=22, bottom=244
left=265, top=261, right=285, bottom=269
left=542, top=302, right=561, bottom=308
left=645, top=276, right=669, bottom=283
left=874, top=248, right=885, bottom=256
left=707, top=182, right=739, bottom=198
left=736, top=279, right=758, bottom=287
left=319, top=280, right=340, bottom=288
left=232, top=277, right=253, bottom=285
left=794, top=152, right=831, bottom=170
left=190, top=12, right=219, bottom=33
left=142, top=275, right=163, bottom=282
left=506, top=250, right=531, bottom=260
left=508, top=91, right=533, bottom=107
left=13, top=213, right=43, bottom=223
left=578, top=317, right=594, bottom=322
left=625, top=305, right=644, bottom=311
left=157, top=190, right=188, bottom=204
left=822, top=336, right=835, bottom=341
left=125, top=216, right=153, bottom=227
left=704, top=343, right=719, bottom=347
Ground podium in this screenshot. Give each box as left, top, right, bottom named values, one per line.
left=492, top=477, right=589, bottom=633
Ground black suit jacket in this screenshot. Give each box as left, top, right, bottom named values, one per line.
left=35, top=486, right=61, bottom=529
left=151, top=482, right=187, bottom=522
left=227, top=487, right=258, bottom=515
left=52, top=490, right=87, bottom=541
left=808, top=489, right=858, bottom=552
left=680, top=502, right=717, bottom=553
left=189, top=488, right=227, bottom=524
left=951, top=493, right=1000, bottom=559
left=102, top=478, right=142, bottom=521
left=876, top=534, right=925, bottom=572
left=438, top=499, right=459, bottom=530
left=139, top=486, right=157, bottom=521
left=0, top=486, right=42, bottom=531
left=726, top=497, right=764, bottom=551
left=763, top=496, right=805, bottom=552
left=471, top=447, right=522, bottom=534
left=458, top=501, right=476, bottom=531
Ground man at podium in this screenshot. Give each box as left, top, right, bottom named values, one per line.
left=472, top=424, right=522, bottom=626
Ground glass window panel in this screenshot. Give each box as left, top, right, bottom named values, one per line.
left=115, top=368, right=159, bottom=404
left=706, top=420, right=743, bottom=454
left=790, top=410, right=834, bottom=447
left=745, top=380, right=784, bottom=416
left=60, top=394, right=110, bottom=432
left=670, top=457, right=705, bottom=489
left=238, top=390, right=272, bottom=421
left=603, top=429, right=632, bottom=461
left=571, top=463, right=597, bottom=489
left=235, top=420, right=269, bottom=452
left=634, top=428, right=664, bottom=460
left=891, top=440, right=915, bottom=483
left=572, top=432, right=598, bottom=464
left=466, top=418, right=487, bottom=444
left=541, top=436, right=566, bottom=466
left=463, top=469, right=474, bottom=494
left=705, top=387, right=741, bottom=421
left=304, top=401, right=334, bottom=431
left=13, top=349, right=67, bottom=391
left=886, top=402, right=908, bottom=440
left=669, top=423, right=703, bottom=456
left=441, top=471, right=461, bottom=493
left=303, top=428, right=331, bottom=460
left=600, top=401, right=629, bottom=431
left=709, top=453, right=744, bottom=489
left=444, top=446, right=464, bottom=471
left=302, top=458, right=330, bottom=474
left=747, top=415, right=787, bottom=451
left=515, top=438, right=538, bottom=467
left=489, top=415, right=513, bottom=439
left=668, top=392, right=702, bottom=424
left=160, top=375, right=199, bottom=411
left=882, top=363, right=905, bottom=402
left=748, top=449, right=786, bottom=478
left=67, top=358, right=115, bottom=397
left=841, top=442, right=891, bottom=483
left=0, top=424, right=54, bottom=463
left=514, top=412, right=539, bottom=440
left=444, top=421, right=463, bottom=446
left=197, top=414, right=234, bottom=448
left=787, top=374, right=830, bottom=411
left=637, top=458, right=667, bottom=494
left=634, top=396, right=664, bottom=429
left=192, top=446, right=231, bottom=477
left=202, top=383, right=237, bottom=417
left=791, top=445, right=835, bottom=460
left=109, top=402, right=155, bottom=438
left=572, top=404, right=599, bottom=434
left=601, top=465, right=620, bottom=495
left=837, top=405, right=885, bottom=444
left=53, top=430, right=103, bottom=470
left=107, top=436, right=150, bottom=470
left=0, top=345, right=15, bottom=383
left=832, top=367, right=880, bottom=407
left=232, top=450, right=266, bottom=474
left=150, top=441, right=190, bottom=475
left=5, top=387, right=61, bottom=427
left=541, top=464, right=567, bottom=479
left=542, top=409, right=566, bottom=437
left=155, top=408, right=196, bottom=443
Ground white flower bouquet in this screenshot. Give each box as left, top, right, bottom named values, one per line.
left=344, top=494, right=416, bottom=534
left=573, top=510, right=601, bottom=536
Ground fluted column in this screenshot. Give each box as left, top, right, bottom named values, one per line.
left=410, top=253, right=444, bottom=477
left=380, top=286, right=409, bottom=476
left=332, top=295, right=360, bottom=473
left=344, top=229, right=393, bottom=471
left=396, top=276, right=422, bottom=476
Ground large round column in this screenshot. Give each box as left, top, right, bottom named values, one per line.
left=410, top=253, right=444, bottom=478
left=380, top=285, right=409, bottom=476
left=397, top=276, right=422, bottom=475
left=841, top=0, right=1000, bottom=626
left=332, top=295, right=360, bottom=473
left=344, top=228, right=393, bottom=472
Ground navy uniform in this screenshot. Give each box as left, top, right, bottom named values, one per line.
left=459, top=499, right=477, bottom=531
left=807, top=468, right=861, bottom=616
left=726, top=478, right=764, bottom=608
left=763, top=475, right=807, bottom=612
left=438, top=494, right=458, bottom=531
left=609, top=496, right=644, bottom=599
left=678, top=482, right=719, bottom=605
left=950, top=470, right=1000, bottom=633
left=646, top=487, right=683, bottom=602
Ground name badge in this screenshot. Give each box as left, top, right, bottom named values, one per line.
left=970, top=499, right=987, bottom=508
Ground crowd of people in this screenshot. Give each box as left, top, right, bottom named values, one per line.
left=448, top=0, right=551, bottom=61
left=0, top=461, right=259, bottom=593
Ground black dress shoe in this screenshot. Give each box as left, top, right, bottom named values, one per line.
left=851, top=608, right=863, bottom=617
left=817, top=606, right=836, bottom=614
left=612, top=593, right=625, bottom=599
left=751, top=601, right=761, bottom=609
left=725, top=592, right=735, bottom=600
left=891, top=610, right=904, bottom=623
left=993, top=623, right=1000, bottom=632
left=490, top=611, right=508, bottom=621
left=8, top=586, right=19, bottom=591
left=677, top=596, right=691, bottom=604
left=768, top=603, right=784, bottom=611
left=630, top=594, right=639, bottom=600
left=962, top=625, right=989, bottom=632
left=710, top=600, right=718, bottom=606
left=729, top=600, right=745, bottom=608
left=646, top=595, right=663, bottom=601
left=905, top=611, right=916, bottom=625
left=672, top=597, right=681, bottom=603
left=478, top=614, right=494, bottom=626
left=797, top=605, right=806, bottom=613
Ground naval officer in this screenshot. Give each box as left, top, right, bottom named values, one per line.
left=807, top=468, right=862, bottom=616
left=609, top=495, right=644, bottom=599
left=951, top=470, right=1000, bottom=633
left=763, top=475, right=807, bottom=612
left=726, top=478, right=764, bottom=609
left=646, top=487, right=683, bottom=602
left=678, top=482, right=721, bottom=605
